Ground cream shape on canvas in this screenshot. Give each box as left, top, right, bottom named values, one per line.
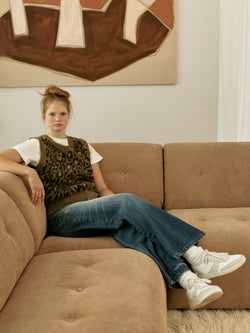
left=123, top=0, right=150, bottom=44
left=9, top=0, right=29, bottom=35
left=56, top=0, right=85, bottom=48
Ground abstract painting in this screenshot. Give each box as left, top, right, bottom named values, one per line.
left=0, top=0, right=176, bottom=86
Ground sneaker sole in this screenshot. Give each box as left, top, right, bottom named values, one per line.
left=197, top=255, right=246, bottom=279
left=190, top=289, right=223, bottom=309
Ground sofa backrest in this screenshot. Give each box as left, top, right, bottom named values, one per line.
left=0, top=172, right=46, bottom=311
left=92, top=143, right=164, bottom=208
left=164, top=142, right=250, bottom=210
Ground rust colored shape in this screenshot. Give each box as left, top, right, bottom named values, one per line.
left=149, top=0, right=174, bottom=29
left=23, top=0, right=112, bottom=10
left=80, top=0, right=112, bottom=10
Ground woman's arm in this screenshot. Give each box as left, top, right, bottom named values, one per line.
left=92, top=162, right=114, bottom=197
left=0, top=149, right=45, bottom=205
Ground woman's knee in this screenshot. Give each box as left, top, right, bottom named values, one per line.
left=113, top=193, right=144, bottom=210
left=115, top=193, right=138, bottom=202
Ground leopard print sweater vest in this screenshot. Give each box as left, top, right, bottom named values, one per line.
left=33, top=135, right=99, bottom=212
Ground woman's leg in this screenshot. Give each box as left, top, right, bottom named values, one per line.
left=47, top=193, right=246, bottom=308
left=47, top=193, right=205, bottom=287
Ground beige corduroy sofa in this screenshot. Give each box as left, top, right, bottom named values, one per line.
left=0, top=142, right=249, bottom=333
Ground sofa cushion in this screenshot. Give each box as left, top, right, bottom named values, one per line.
left=0, top=189, right=35, bottom=311
left=167, top=207, right=250, bottom=309
left=164, top=142, right=250, bottom=210
left=0, top=249, right=167, bottom=333
left=0, top=172, right=47, bottom=250
left=92, top=143, right=164, bottom=208
left=36, top=235, right=122, bottom=255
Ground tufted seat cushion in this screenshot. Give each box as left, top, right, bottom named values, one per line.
left=166, top=207, right=250, bottom=309
left=0, top=248, right=167, bottom=333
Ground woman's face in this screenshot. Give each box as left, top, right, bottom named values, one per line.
left=44, top=101, right=69, bottom=138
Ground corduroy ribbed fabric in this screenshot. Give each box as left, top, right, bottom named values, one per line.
left=164, top=142, right=250, bottom=210
left=92, top=143, right=164, bottom=208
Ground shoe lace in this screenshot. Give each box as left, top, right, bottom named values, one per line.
left=203, top=250, right=228, bottom=264
left=187, top=275, right=211, bottom=289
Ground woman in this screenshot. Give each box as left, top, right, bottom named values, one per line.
left=0, top=85, right=246, bottom=309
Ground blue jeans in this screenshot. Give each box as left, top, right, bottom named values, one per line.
left=47, top=193, right=205, bottom=288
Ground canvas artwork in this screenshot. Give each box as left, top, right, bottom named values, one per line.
left=0, top=0, right=176, bottom=86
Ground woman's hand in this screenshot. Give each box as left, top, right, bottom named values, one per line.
left=98, top=187, right=114, bottom=197
left=26, top=168, right=45, bottom=205
left=92, top=162, right=114, bottom=197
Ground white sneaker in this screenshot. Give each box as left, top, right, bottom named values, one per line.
left=186, top=276, right=223, bottom=309
left=192, top=249, right=246, bottom=279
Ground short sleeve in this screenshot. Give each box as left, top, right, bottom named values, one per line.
left=88, top=143, right=103, bottom=164
left=13, top=138, right=41, bottom=166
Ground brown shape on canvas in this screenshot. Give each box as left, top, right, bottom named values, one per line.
left=0, top=0, right=170, bottom=81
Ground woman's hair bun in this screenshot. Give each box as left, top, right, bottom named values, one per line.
left=41, top=85, right=72, bottom=115
left=44, top=85, right=70, bottom=99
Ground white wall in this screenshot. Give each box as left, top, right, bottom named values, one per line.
left=0, top=0, right=219, bottom=151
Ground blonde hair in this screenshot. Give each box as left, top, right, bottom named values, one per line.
left=41, top=85, right=72, bottom=117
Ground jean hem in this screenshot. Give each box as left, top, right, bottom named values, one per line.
left=113, top=234, right=187, bottom=289
left=174, top=231, right=206, bottom=260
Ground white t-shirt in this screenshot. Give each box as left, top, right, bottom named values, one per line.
left=13, top=136, right=103, bottom=166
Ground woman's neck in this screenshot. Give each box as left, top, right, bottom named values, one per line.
left=48, top=131, right=67, bottom=139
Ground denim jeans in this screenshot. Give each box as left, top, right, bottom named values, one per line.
left=47, top=193, right=205, bottom=288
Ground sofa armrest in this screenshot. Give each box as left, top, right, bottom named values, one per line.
left=0, top=172, right=47, bottom=250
